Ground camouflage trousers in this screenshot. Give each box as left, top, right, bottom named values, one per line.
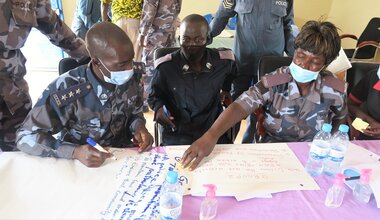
left=0, top=76, right=31, bottom=151
left=141, top=31, right=176, bottom=102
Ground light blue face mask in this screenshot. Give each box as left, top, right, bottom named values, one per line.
left=289, top=62, right=320, bottom=83
left=99, top=59, right=134, bottom=85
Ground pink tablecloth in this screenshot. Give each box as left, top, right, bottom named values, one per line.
left=182, top=140, right=380, bottom=220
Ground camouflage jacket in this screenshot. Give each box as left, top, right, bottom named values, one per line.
left=139, top=0, right=181, bottom=36
left=16, top=64, right=146, bottom=159
left=0, top=0, right=88, bottom=80
left=235, top=67, right=347, bottom=142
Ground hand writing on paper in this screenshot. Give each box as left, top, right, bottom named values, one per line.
left=180, top=133, right=218, bottom=170
left=73, top=144, right=112, bottom=167
left=134, top=126, right=154, bottom=152
left=363, top=121, right=380, bottom=138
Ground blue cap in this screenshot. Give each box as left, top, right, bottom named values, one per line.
left=339, top=124, right=349, bottom=133
left=322, top=123, right=332, bottom=133
left=166, top=170, right=178, bottom=184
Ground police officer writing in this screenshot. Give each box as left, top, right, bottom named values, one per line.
left=181, top=20, right=347, bottom=170
left=0, top=0, right=89, bottom=152
left=148, top=14, right=237, bottom=145
left=16, top=22, right=153, bottom=167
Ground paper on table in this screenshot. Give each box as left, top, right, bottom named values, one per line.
left=352, top=118, right=370, bottom=132
left=326, top=47, right=352, bottom=75
left=166, top=143, right=319, bottom=200
left=341, top=143, right=380, bottom=208
left=0, top=149, right=171, bottom=219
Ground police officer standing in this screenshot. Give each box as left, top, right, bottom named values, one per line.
left=138, top=0, right=182, bottom=111
left=0, top=0, right=89, bottom=151
left=210, top=0, right=296, bottom=143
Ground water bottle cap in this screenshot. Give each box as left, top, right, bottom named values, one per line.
left=166, top=170, right=178, bottom=184
left=321, top=123, right=332, bottom=133
left=203, top=184, right=217, bottom=199
left=338, top=124, right=349, bottom=133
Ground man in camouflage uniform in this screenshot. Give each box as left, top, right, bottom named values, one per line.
left=0, top=0, right=89, bottom=152
left=16, top=22, right=154, bottom=167
left=180, top=20, right=348, bottom=170
left=138, top=0, right=182, bottom=110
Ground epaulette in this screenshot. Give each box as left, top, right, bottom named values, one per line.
left=218, top=49, right=235, bottom=61
left=133, top=62, right=146, bottom=75
left=322, top=74, right=347, bottom=93
left=261, top=72, right=292, bottom=88
left=154, top=54, right=172, bottom=68
left=50, top=82, right=92, bottom=108
left=223, top=0, right=235, bottom=9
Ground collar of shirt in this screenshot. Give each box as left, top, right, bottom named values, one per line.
left=285, top=67, right=322, bottom=104
left=85, top=66, right=112, bottom=105
left=179, top=49, right=214, bottom=74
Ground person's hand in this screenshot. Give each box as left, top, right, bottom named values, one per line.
left=138, top=34, right=146, bottom=47
left=72, top=144, right=112, bottom=167
left=180, top=134, right=218, bottom=171
left=362, top=121, right=380, bottom=138
left=220, top=90, right=232, bottom=107
left=134, top=126, right=154, bottom=152
left=155, top=107, right=176, bottom=129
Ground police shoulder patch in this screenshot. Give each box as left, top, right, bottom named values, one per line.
left=154, top=54, right=172, bottom=68
left=262, top=71, right=292, bottom=88
left=50, top=82, right=92, bottom=108
left=223, top=0, right=235, bottom=9
left=218, top=49, right=235, bottom=61
left=322, top=74, right=347, bottom=93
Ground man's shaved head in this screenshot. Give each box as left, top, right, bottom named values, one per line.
left=85, top=22, right=134, bottom=59
left=180, top=14, right=209, bottom=36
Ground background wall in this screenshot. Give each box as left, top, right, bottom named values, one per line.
left=62, top=0, right=379, bottom=49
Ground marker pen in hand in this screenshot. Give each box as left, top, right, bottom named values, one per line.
left=86, top=138, right=117, bottom=160
left=163, top=105, right=176, bottom=132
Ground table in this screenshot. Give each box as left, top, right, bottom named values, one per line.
left=182, top=140, right=380, bottom=220
left=0, top=141, right=378, bottom=219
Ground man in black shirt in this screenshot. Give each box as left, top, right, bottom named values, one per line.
left=148, top=14, right=238, bottom=145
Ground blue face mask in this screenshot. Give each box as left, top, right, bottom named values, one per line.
left=289, top=62, right=320, bottom=83
left=98, top=59, right=134, bottom=85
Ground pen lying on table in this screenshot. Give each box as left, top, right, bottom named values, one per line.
left=86, top=138, right=117, bottom=160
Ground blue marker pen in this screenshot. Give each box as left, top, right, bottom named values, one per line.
left=86, top=138, right=117, bottom=160
left=163, top=105, right=176, bottom=132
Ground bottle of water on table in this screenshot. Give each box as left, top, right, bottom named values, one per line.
left=305, top=123, right=332, bottom=176
left=324, top=124, right=350, bottom=176
left=160, top=170, right=183, bottom=220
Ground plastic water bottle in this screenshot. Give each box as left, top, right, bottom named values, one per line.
left=305, top=123, right=332, bottom=176
left=160, top=170, right=183, bottom=220
left=324, top=124, right=350, bottom=176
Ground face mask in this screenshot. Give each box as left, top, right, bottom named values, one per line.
left=181, top=45, right=206, bottom=62
left=98, top=59, right=134, bottom=85
left=289, top=62, right=320, bottom=83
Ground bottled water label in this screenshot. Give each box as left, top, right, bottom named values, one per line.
left=160, top=192, right=182, bottom=220
left=309, top=143, right=329, bottom=159
left=327, top=148, right=344, bottom=162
